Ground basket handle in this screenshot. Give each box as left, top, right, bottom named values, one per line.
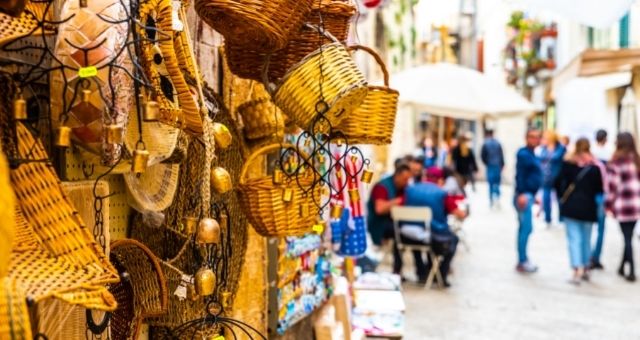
left=239, top=143, right=294, bottom=184
left=348, top=45, right=389, bottom=86
left=262, top=24, right=341, bottom=96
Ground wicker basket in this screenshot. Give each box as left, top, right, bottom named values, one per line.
left=109, top=239, right=168, bottom=340
left=225, top=0, right=356, bottom=81
left=237, top=82, right=285, bottom=140
left=269, top=26, right=368, bottom=131
left=337, top=45, right=399, bottom=145
left=194, top=0, right=313, bottom=50
left=0, top=277, right=32, bottom=340
left=237, top=144, right=319, bottom=237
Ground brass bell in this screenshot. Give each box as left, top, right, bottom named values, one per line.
left=348, top=188, right=360, bottom=202
left=144, top=100, right=159, bottom=122
left=221, top=290, right=232, bottom=310
left=55, top=126, right=72, bottom=148
left=361, top=169, right=374, bottom=184
left=211, top=122, right=232, bottom=149
left=330, top=204, right=344, bottom=219
left=105, top=124, right=123, bottom=144
left=210, top=167, right=232, bottom=194
left=282, top=187, right=293, bottom=203
left=187, top=283, right=198, bottom=301
left=131, top=148, right=150, bottom=174
left=196, top=217, right=220, bottom=244
left=13, top=96, right=27, bottom=120
left=317, top=154, right=325, bottom=163
left=300, top=201, right=309, bottom=217
left=272, top=169, right=284, bottom=185
left=181, top=216, right=198, bottom=234
left=81, top=89, right=91, bottom=103
left=195, top=267, right=216, bottom=296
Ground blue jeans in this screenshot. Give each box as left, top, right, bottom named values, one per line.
left=515, top=193, right=534, bottom=264
left=564, top=218, right=593, bottom=268
left=486, top=165, right=502, bottom=205
left=591, top=193, right=606, bottom=262
left=542, top=186, right=561, bottom=224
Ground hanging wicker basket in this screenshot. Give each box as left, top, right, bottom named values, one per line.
left=237, top=144, right=319, bottom=237
left=337, top=45, right=399, bottom=145
left=237, top=82, right=286, bottom=141
left=267, top=25, right=368, bottom=131
left=225, top=0, right=356, bottom=81
left=194, top=0, right=313, bottom=50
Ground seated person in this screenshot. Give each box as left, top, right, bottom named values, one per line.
left=401, top=178, right=468, bottom=287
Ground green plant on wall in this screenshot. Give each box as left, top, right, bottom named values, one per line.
left=384, top=0, right=418, bottom=69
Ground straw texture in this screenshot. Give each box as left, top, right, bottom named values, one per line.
left=194, top=0, right=313, bottom=50
left=237, top=82, right=285, bottom=140
left=138, top=0, right=202, bottom=134
left=0, top=277, right=32, bottom=340
left=0, top=141, right=14, bottom=278
left=124, top=162, right=180, bottom=213
left=110, top=239, right=168, bottom=340
left=273, top=41, right=368, bottom=130
left=237, top=144, right=320, bottom=237
left=0, top=1, right=50, bottom=46
left=7, top=123, right=118, bottom=310
left=225, top=0, right=356, bottom=81
left=337, top=45, right=399, bottom=145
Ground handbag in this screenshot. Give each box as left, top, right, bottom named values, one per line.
left=559, top=166, right=592, bottom=204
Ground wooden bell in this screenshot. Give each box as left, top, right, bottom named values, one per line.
left=144, top=100, right=159, bottom=122
left=105, top=124, right=123, bottom=144
left=361, top=169, right=373, bottom=184
left=282, top=187, right=293, bottom=203
left=181, top=216, right=198, bottom=234
left=131, top=148, right=150, bottom=174
left=13, top=96, right=27, bottom=120
left=81, top=89, right=91, bottom=103
left=210, top=167, right=232, bottom=194
left=272, top=169, right=284, bottom=185
left=330, top=204, right=343, bottom=219
left=196, top=217, right=220, bottom=244
left=195, top=267, right=216, bottom=296
left=55, top=126, right=72, bottom=148
left=211, top=122, right=232, bottom=149
left=348, top=188, right=360, bottom=202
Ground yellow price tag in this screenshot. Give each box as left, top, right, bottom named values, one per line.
left=78, top=66, right=98, bottom=78
left=212, top=336, right=225, bottom=340
left=312, top=223, right=324, bottom=234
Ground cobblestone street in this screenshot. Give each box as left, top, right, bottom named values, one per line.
left=399, top=183, right=640, bottom=340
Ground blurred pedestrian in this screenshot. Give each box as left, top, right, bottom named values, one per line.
left=515, top=129, right=543, bottom=273
left=591, top=129, right=613, bottom=269
left=366, top=163, right=413, bottom=277
left=481, top=129, right=505, bottom=208
left=606, top=132, right=640, bottom=282
left=538, top=130, right=567, bottom=228
left=421, top=137, right=439, bottom=168
left=406, top=155, right=425, bottom=183
left=556, top=138, right=603, bottom=284
left=451, top=134, right=478, bottom=192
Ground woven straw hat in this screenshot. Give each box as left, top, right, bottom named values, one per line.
left=50, top=0, right=132, bottom=166
left=124, top=162, right=180, bottom=213
left=124, top=105, right=180, bottom=166
left=7, top=123, right=118, bottom=310
left=0, top=1, right=50, bottom=46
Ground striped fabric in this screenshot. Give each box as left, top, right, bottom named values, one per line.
left=607, top=158, right=640, bottom=222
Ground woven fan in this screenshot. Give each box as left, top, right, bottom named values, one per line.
left=50, top=0, right=132, bottom=166
left=8, top=122, right=118, bottom=310
left=124, top=162, right=180, bottom=213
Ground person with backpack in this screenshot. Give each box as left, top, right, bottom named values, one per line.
left=607, top=132, right=640, bottom=282
left=556, top=138, right=604, bottom=285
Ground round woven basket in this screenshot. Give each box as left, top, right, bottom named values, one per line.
left=225, top=0, right=356, bottom=81
left=269, top=26, right=368, bottom=131
left=194, top=0, right=313, bottom=50
left=237, top=144, right=319, bottom=237
left=237, top=82, right=285, bottom=140
left=337, top=45, right=399, bottom=145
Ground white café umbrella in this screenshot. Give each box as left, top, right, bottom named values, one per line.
left=620, top=87, right=639, bottom=141
left=390, top=63, right=535, bottom=120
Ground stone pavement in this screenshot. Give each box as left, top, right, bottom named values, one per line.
left=395, top=183, right=640, bottom=340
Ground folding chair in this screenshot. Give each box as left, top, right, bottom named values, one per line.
left=390, top=206, right=444, bottom=289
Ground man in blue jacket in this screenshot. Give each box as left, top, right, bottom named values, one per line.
left=514, top=129, right=543, bottom=273
left=481, top=130, right=505, bottom=208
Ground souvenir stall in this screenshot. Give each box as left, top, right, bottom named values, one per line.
left=0, top=0, right=398, bottom=338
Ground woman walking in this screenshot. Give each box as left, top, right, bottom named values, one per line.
left=451, top=134, right=478, bottom=191
left=539, top=130, right=567, bottom=228
left=556, top=138, right=603, bottom=284
left=607, top=132, right=640, bottom=282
